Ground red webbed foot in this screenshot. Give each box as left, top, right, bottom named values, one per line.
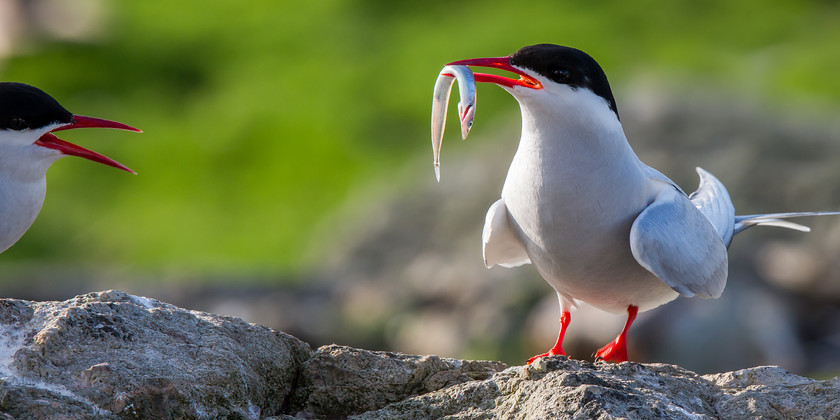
left=594, top=305, right=638, bottom=363
left=527, top=310, right=571, bottom=365
left=527, top=348, right=565, bottom=365
left=594, top=337, right=628, bottom=362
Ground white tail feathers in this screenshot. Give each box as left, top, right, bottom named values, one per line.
left=733, top=211, right=840, bottom=236
left=686, top=168, right=840, bottom=244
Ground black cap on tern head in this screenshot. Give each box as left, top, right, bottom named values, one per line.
left=0, top=82, right=141, bottom=173
left=510, top=44, right=618, bottom=118
left=0, top=82, right=73, bottom=131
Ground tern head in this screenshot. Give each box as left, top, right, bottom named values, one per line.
left=0, top=82, right=139, bottom=181
left=449, top=44, right=619, bottom=126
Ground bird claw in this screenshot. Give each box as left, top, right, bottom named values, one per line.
left=593, top=339, right=628, bottom=363
left=526, top=353, right=549, bottom=365
left=526, top=349, right=566, bottom=365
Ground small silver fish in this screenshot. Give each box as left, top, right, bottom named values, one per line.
left=450, top=66, right=477, bottom=139
left=430, top=65, right=476, bottom=181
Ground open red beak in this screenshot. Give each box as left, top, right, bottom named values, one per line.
left=447, top=56, right=542, bottom=89
left=35, top=115, right=141, bottom=174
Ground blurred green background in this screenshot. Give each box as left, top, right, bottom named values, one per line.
left=2, top=0, right=838, bottom=276
left=1, top=0, right=840, bottom=374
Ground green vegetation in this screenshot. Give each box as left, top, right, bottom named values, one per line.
left=2, top=0, right=839, bottom=279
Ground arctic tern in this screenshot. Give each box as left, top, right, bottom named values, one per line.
left=0, top=82, right=138, bottom=254
left=432, top=44, right=839, bottom=363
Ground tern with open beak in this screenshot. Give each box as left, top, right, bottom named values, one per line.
left=433, top=44, right=839, bottom=363
left=0, top=82, right=139, bottom=254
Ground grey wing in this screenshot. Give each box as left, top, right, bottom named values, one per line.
left=482, top=199, right=531, bottom=268
left=688, top=167, right=735, bottom=246
left=641, top=163, right=685, bottom=195
left=630, top=185, right=729, bottom=298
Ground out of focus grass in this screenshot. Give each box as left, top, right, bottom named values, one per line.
left=1, top=0, right=839, bottom=280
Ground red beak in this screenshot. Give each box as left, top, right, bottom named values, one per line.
left=35, top=115, right=141, bottom=174
left=447, top=56, right=542, bottom=89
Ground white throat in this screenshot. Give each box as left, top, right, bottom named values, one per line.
left=503, top=85, right=645, bottom=195
left=499, top=85, right=654, bottom=257
left=0, top=129, right=63, bottom=253
left=0, top=175, right=49, bottom=253
left=517, top=85, right=624, bottom=155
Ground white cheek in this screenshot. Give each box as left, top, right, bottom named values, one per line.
left=0, top=122, right=65, bottom=145
left=1, top=129, right=40, bottom=146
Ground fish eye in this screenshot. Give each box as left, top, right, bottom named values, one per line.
left=10, top=117, right=26, bottom=130
left=552, top=69, right=570, bottom=83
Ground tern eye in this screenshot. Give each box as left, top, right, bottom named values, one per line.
left=551, top=69, right=571, bottom=84
left=10, top=117, right=26, bottom=130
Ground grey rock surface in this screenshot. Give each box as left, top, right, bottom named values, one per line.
left=289, top=345, right=507, bottom=417
left=358, top=357, right=840, bottom=419
left=0, top=290, right=312, bottom=419
left=1, top=291, right=838, bottom=419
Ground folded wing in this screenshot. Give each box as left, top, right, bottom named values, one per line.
left=630, top=185, right=729, bottom=298
left=482, top=199, right=531, bottom=268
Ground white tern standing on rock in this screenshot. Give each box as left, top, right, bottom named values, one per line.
left=0, top=82, right=139, bottom=254
left=433, top=44, right=839, bottom=364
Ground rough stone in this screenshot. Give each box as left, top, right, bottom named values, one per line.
left=0, top=290, right=312, bottom=419
left=357, top=357, right=840, bottom=419
left=288, top=345, right=507, bottom=417
left=1, top=291, right=838, bottom=419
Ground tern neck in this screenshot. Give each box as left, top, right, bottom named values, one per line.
left=516, top=90, right=631, bottom=164
left=501, top=87, right=649, bottom=208
left=0, top=143, right=60, bottom=182
left=0, top=135, right=59, bottom=252
left=0, top=175, right=47, bottom=253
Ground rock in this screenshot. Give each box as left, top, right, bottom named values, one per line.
left=1, top=291, right=838, bottom=419
left=0, top=290, right=312, bottom=419
left=357, top=357, right=840, bottom=419
left=289, top=345, right=507, bottom=417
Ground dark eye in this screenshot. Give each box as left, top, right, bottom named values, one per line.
left=552, top=69, right=570, bottom=83
left=10, top=117, right=26, bottom=130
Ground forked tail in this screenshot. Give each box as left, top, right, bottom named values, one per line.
left=688, top=167, right=840, bottom=246
left=733, top=212, right=840, bottom=235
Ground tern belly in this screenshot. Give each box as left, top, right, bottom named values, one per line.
left=501, top=138, right=680, bottom=313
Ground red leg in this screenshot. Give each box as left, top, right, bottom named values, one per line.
left=594, top=305, right=639, bottom=363
left=527, top=310, right=571, bottom=364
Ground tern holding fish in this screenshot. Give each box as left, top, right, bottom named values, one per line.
left=429, top=44, right=839, bottom=364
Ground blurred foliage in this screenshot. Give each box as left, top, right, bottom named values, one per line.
left=1, top=0, right=839, bottom=280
